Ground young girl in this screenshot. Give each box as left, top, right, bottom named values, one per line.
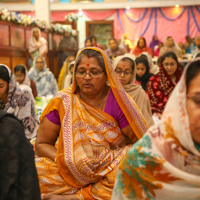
left=135, top=56, right=154, bottom=91
left=14, top=64, right=37, bottom=98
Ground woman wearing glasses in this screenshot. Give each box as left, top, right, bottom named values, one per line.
left=35, top=47, right=149, bottom=200
left=28, top=55, right=58, bottom=97
left=146, top=52, right=182, bottom=119
left=112, top=58, right=200, bottom=200
left=113, top=55, right=154, bottom=126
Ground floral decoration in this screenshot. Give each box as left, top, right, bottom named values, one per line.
left=0, top=8, right=77, bottom=35
left=65, top=12, right=79, bottom=22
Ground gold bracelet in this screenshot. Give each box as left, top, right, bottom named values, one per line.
left=54, top=157, right=57, bottom=163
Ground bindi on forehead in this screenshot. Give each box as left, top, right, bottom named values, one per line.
left=87, top=63, right=90, bottom=66
left=123, top=65, right=126, bottom=68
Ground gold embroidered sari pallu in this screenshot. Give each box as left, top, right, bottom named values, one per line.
left=36, top=47, right=149, bottom=199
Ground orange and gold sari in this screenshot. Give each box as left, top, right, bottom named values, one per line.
left=36, top=47, right=149, bottom=199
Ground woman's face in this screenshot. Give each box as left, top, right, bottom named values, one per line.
left=138, top=39, right=145, bottom=48
left=35, top=57, right=45, bottom=71
left=186, top=73, right=200, bottom=145
left=76, top=56, right=107, bottom=96
left=33, top=29, right=39, bottom=40
left=85, top=39, right=92, bottom=47
left=136, top=63, right=146, bottom=78
left=14, top=71, right=25, bottom=84
left=115, top=60, right=133, bottom=86
left=162, top=57, right=178, bottom=77
left=0, top=78, right=8, bottom=102
left=167, top=37, right=174, bottom=47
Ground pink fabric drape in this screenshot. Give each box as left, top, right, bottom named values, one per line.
left=83, top=10, right=115, bottom=20
left=114, top=6, right=200, bottom=45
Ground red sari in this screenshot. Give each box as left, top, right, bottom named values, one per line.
left=132, top=37, right=153, bottom=57
left=146, top=60, right=182, bottom=116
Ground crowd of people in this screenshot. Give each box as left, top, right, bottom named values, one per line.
left=1, top=27, right=200, bottom=200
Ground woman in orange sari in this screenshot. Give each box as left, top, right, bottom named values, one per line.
left=35, top=47, right=149, bottom=200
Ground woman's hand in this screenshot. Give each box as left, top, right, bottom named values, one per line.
left=35, top=116, right=60, bottom=162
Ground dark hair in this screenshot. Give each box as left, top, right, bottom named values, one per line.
left=186, top=60, right=200, bottom=92
left=162, top=51, right=178, bottom=64
left=14, top=64, right=26, bottom=75
left=0, top=65, right=10, bottom=83
left=91, top=36, right=97, bottom=41
left=75, top=49, right=106, bottom=75
left=85, top=37, right=92, bottom=45
left=135, top=56, right=150, bottom=74
left=109, top=38, right=118, bottom=44
left=138, top=38, right=146, bottom=47
left=194, top=53, right=200, bottom=59
left=120, top=57, right=135, bottom=71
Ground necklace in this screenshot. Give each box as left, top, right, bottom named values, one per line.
left=79, top=86, right=106, bottom=110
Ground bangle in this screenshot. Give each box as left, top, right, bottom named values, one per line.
left=54, top=157, right=57, bottom=163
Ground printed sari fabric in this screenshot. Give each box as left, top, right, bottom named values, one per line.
left=0, top=65, right=38, bottom=139
left=28, top=56, right=58, bottom=97
left=112, top=59, right=200, bottom=200
left=146, top=59, right=182, bottom=116
left=35, top=47, right=149, bottom=199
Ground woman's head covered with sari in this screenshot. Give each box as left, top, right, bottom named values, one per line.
left=112, top=58, right=200, bottom=200
left=113, top=54, right=154, bottom=126
left=72, top=47, right=149, bottom=137
left=0, top=64, right=38, bottom=139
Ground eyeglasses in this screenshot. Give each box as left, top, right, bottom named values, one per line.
left=36, top=61, right=44, bottom=64
left=115, top=69, right=133, bottom=76
left=75, top=70, right=104, bottom=79
left=163, top=62, right=177, bottom=67
left=187, top=93, right=200, bottom=106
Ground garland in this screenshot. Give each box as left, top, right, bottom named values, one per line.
left=158, top=7, right=185, bottom=21
left=124, top=8, right=148, bottom=22
left=191, top=7, right=200, bottom=32
left=0, top=8, right=77, bottom=35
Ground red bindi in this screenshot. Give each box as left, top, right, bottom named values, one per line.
left=123, top=65, right=126, bottom=68
left=87, top=63, right=90, bottom=66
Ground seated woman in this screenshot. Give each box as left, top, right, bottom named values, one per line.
left=14, top=64, right=37, bottom=98
left=28, top=56, right=58, bottom=97
left=64, top=61, right=75, bottom=88
left=135, top=56, right=154, bottom=91
left=28, top=27, right=48, bottom=67
left=0, top=64, right=38, bottom=139
left=113, top=55, right=154, bottom=127
left=146, top=52, right=182, bottom=119
left=35, top=47, right=149, bottom=200
left=132, top=37, right=153, bottom=57
left=159, top=36, right=182, bottom=58
left=112, top=58, right=200, bottom=200
left=57, top=55, right=75, bottom=90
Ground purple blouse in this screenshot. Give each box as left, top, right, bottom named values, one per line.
left=46, top=89, right=129, bottom=129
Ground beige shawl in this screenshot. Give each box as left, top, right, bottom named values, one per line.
left=113, top=54, right=154, bottom=126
